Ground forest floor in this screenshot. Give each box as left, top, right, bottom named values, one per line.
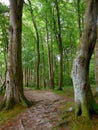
left=0, top=87, right=98, bottom=130
left=0, top=88, right=73, bottom=130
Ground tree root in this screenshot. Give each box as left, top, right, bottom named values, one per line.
left=0, top=96, right=33, bottom=111
left=20, top=119, right=25, bottom=130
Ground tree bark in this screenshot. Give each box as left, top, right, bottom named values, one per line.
left=3, top=0, right=31, bottom=110
left=77, top=0, right=82, bottom=37
left=94, top=27, right=98, bottom=96
left=55, top=0, right=63, bottom=90
left=41, top=43, right=46, bottom=88
left=45, top=9, right=55, bottom=89
left=71, top=0, right=98, bottom=118
left=28, top=0, right=40, bottom=89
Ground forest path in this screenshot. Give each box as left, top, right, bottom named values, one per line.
left=0, top=88, right=72, bottom=130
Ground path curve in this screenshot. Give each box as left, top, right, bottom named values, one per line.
left=0, top=88, right=72, bottom=130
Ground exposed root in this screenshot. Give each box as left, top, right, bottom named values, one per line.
left=0, top=97, right=33, bottom=111
left=20, top=119, right=25, bottom=130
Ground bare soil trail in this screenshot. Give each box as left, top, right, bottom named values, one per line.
left=0, top=88, right=73, bottom=130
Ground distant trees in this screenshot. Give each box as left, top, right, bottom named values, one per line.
left=55, top=0, right=63, bottom=90
left=0, top=3, right=9, bottom=86
left=22, top=0, right=82, bottom=89
left=1, top=0, right=98, bottom=117
left=28, top=0, right=40, bottom=89
left=0, top=0, right=87, bottom=91
left=71, top=0, right=98, bottom=118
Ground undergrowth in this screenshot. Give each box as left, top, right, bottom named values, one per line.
left=72, top=116, right=98, bottom=130
left=54, top=102, right=98, bottom=130
left=0, top=86, right=98, bottom=129
left=53, top=87, right=98, bottom=130
left=0, top=104, right=25, bottom=126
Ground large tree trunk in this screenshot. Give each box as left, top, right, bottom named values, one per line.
left=71, top=0, right=98, bottom=118
left=2, top=0, right=30, bottom=110
left=77, top=0, right=82, bottom=37
left=94, top=26, right=98, bottom=96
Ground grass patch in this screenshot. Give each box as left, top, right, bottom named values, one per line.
left=62, top=101, right=74, bottom=110
left=0, top=104, right=26, bottom=125
left=54, top=87, right=74, bottom=98
left=54, top=87, right=98, bottom=130
left=72, top=116, right=98, bottom=130
left=56, top=108, right=98, bottom=130
left=26, top=85, right=74, bottom=99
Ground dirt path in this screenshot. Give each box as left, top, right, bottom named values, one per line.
left=0, top=88, right=72, bottom=130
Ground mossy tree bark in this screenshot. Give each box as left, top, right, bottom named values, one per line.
left=71, top=0, right=98, bottom=118
left=2, top=0, right=31, bottom=110
left=94, top=27, right=98, bottom=97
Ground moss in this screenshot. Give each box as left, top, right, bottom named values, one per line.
left=90, top=100, right=98, bottom=114
left=56, top=108, right=98, bottom=130
left=81, top=102, right=90, bottom=119
left=54, top=102, right=74, bottom=129
left=0, top=104, right=25, bottom=126
left=75, top=103, right=81, bottom=117
left=63, top=102, right=74, bottom=110
left=0, top=95, right=33, bottom=111
left=55, top=98, right=98, bottom=130
left=72, top=117, right=98, bottom=130
left=54, top=87, right=74, bottom=97
left=0, top=98, right=16, bottom=111
left=20, top=97, right=33, bottom=107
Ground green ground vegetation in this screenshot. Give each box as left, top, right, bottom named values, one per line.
left=0, top=104, right=26, bottom=126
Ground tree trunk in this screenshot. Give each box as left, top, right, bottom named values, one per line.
left=71, top=0, right=98, bottom=118
left=77, top=0, right=82, bottom=37
left=55, top=0, right=63, bottom=90
left=28, top=0, right=40, bottom=89
left=3, top=0, right=30, bottom=110
left=50, top=43, right=55, bottom=89
left=41, top=43, right=46, bottom=88
left=94, top=27, right=98, bottom=96
left=45, top=13, right=54, bottom=89
left=48, top=44, right=55, bottom=89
